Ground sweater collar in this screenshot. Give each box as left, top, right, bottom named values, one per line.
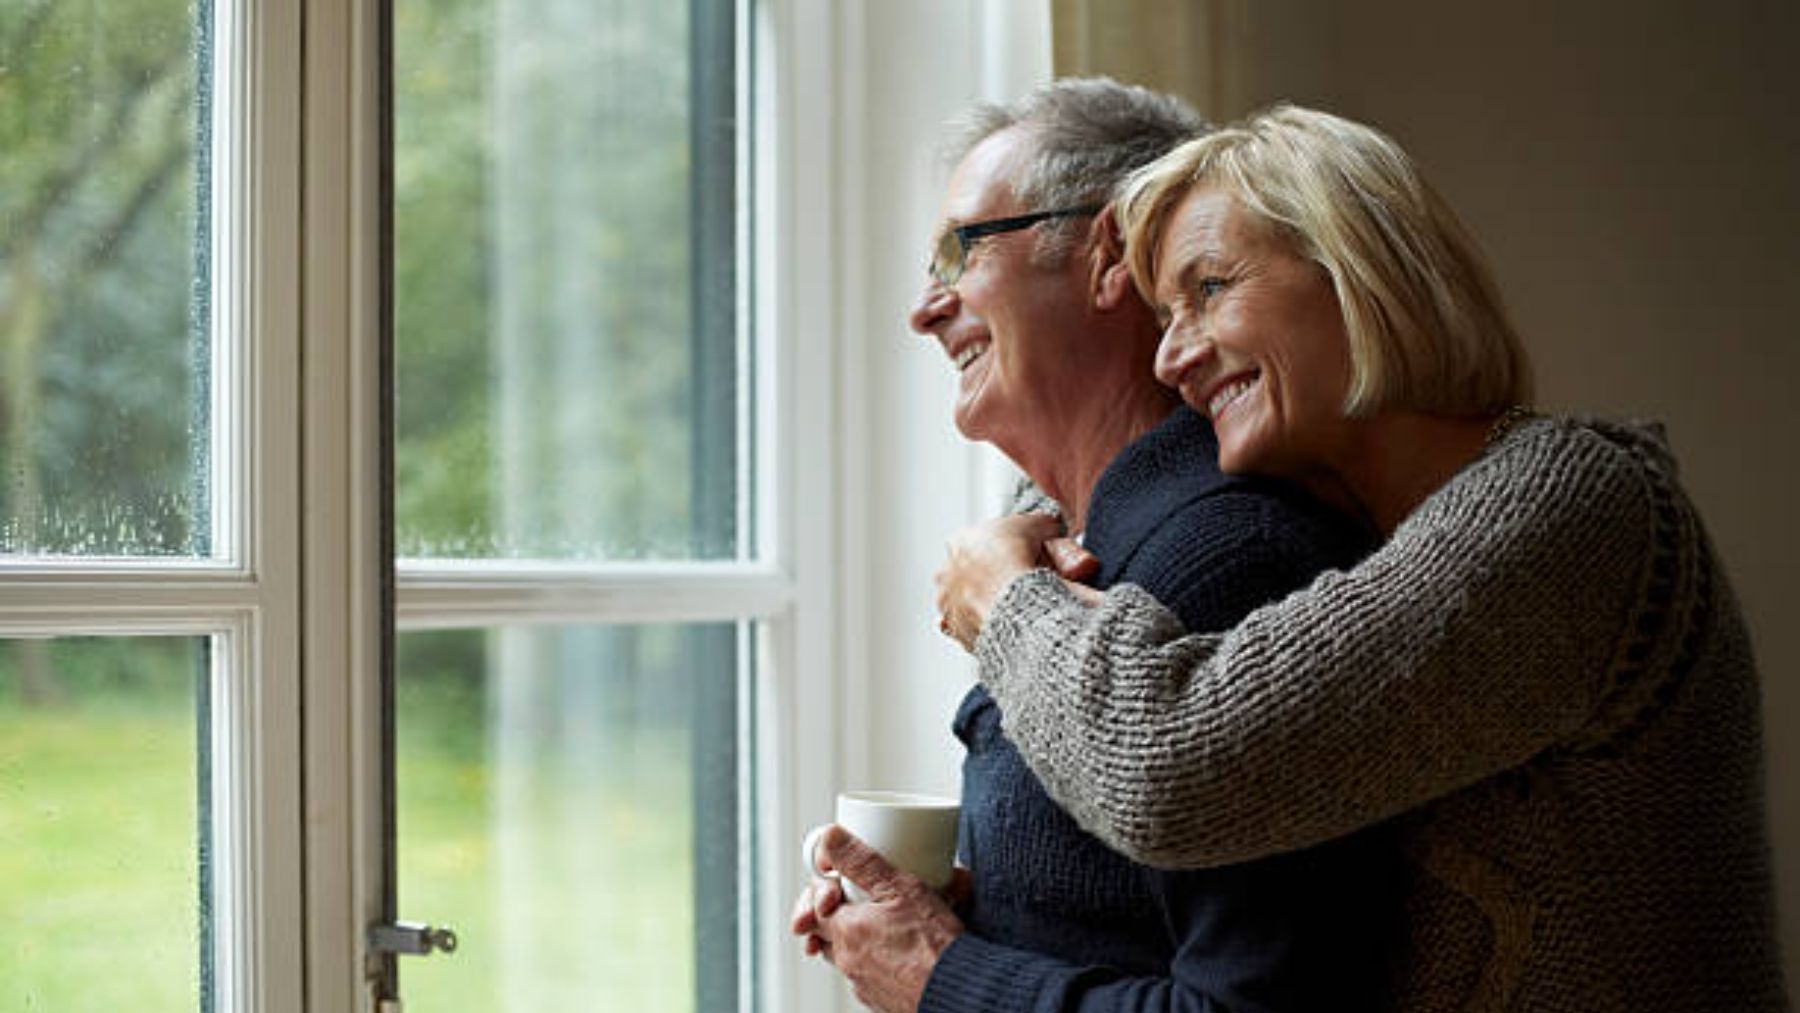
left=1083, top=405, right=1234, bottom=588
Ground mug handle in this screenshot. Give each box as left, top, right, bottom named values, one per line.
left=801, top=823, right=837, bottom=880
left=803, top=822, right=868, bottom=903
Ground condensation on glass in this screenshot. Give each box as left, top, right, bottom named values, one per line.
left=394, top=0, right=743, bottom=561
left=0, top=636, right=211, bottom=1010
left=395, top=623, right=745, bottom=1013
left=0, top=2, right=212, bottom=558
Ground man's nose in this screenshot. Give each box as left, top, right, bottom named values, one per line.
left=908, top=280, right=957, bottom=336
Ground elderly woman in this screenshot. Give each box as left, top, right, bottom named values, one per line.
left=794, top=82, right=1402, bottom=1013
left=933, top=104, right=1787, bottom=1010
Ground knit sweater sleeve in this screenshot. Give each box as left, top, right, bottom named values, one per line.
left=972, top=420, right=1660, bottom=868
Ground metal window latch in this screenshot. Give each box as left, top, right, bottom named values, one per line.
left=369, top=920, right=458, bottom=957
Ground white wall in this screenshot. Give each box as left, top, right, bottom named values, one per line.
left=830, top=0, right=1052, bottom=801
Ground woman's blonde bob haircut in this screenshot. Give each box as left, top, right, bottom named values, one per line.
left=1117, top=104, right=1532, bottom=416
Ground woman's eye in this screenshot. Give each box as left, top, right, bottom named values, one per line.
left=1196, top=277, right=1227, bottom=300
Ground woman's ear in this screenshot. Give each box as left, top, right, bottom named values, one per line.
left=1089, top=205, right=1135, bottom=311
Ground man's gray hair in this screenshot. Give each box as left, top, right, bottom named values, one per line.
left=945, top=77, right=1210, bottom=254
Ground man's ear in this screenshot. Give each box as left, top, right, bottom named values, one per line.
left=1088, top=204, right=1135, bottom=311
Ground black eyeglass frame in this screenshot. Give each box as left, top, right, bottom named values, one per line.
left=928, top=206, right=1103, bottom=288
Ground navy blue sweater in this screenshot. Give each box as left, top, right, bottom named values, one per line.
left=920, top=406, right=1401, bottom=1013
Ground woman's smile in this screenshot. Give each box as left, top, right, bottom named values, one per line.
left=1151, top=186, right=1353, bottom=480
left=1204, top=374, right=1259, bottom=422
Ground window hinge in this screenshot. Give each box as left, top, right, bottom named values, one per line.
left=369, top=920, right=459, bottom=957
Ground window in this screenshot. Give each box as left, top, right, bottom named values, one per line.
left=1, top=1, right=304, bottom=1010
left=388, top=0, right=762, bottom=1010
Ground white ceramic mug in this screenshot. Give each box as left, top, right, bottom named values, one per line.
left=801, top=790, right=960, bottom=903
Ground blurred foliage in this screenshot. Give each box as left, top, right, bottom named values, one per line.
left=2, top=0, right=743, bottom=694
left=0, top=635, right=198, bottom=708
left=0, top=0, right=203, bottom=556
left=4, top=0, right=738, bottom=562
left=395, top=0, right=738, bottom=560
left=393, top=0, right=497, bottom=556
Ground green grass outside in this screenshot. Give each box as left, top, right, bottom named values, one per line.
left=396, top=675, right=699, bottom=1012
left=1, top=643, right=701, bottom=1013
left=0, top=681, right=201, bottom=1012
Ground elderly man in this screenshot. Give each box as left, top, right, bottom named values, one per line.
left=792, top=78, right=1401, bottom=1013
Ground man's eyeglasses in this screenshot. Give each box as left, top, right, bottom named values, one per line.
left=928, top=206, right=1102, bottom=289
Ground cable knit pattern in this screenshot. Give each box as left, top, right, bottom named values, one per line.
left=973, top=415, right=1787, bottom=1011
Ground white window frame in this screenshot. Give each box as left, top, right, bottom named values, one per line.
left=295, top=0, right=843, bottom=1011
left=751, top=0, right=843, bottom=1007
left=0, top=0, right=307, bottom=1010
left=296, top=0, right=384, bottom=1007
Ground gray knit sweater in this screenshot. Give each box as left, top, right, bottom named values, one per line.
left=974, top=415, right=1787, bottom=1010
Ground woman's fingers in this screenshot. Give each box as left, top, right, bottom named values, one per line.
left=935, top=513, right=1066, bottom=649
left=1044, top=536, right=1099, bottom=582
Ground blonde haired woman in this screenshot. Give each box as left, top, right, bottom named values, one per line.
left=934, top=104, right=1786, bottom=1011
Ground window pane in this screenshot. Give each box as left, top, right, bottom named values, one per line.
left=0, top=636, right=208, bottom=1010
left=0, top=2, right=211, bottom=557
left=396, top=623, right=746, bottom=1011
left=394, top=0, right=742, bottom=561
